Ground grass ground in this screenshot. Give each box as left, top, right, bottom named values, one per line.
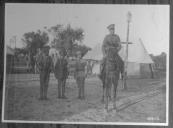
left=3, top=73, right=166, bottom=123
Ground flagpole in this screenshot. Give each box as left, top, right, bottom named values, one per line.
left=123, top=11, right=132, bottom=90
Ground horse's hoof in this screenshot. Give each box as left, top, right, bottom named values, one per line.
left=38, top=97, right=43, bottom=100
left=62, top=96, right=68, bottom=99
left=43, top=97, right=49, bottom=100
left=113, top=106, right=117, bottom=112
left=103, top=109, right=107, bottom=114
left=113, top=108, right=117, bottom=113
left=81, top=97, right=85, bottom=100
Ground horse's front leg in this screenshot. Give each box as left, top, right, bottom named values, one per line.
left=101, top=80, right=105, bottom=103
left=105, top=78, right=110, bottom=112
left=113, top=78, right=118, bottom=111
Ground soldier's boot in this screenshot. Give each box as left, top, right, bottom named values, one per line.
left=113, top=80, right=118, bottom=111
left=105, top=96, right=109, bottom=112
left=101, top=87, right=105, bottom=103
left=81, top=81, right=85, bottom=100
left=39, top=74, right=44, bottom=100
left=39, top=87, right=43, bottom=100
left=58, top=82, right=61, bottom=98
left=39, top=84, right=44, bottom=100
left=105, top=87, right=109, bottom=112
left=62, top=84, right=67, bottom=99
left=113, top=96, right=117, bottom=112
left=78, top=85, right=82, bottom=99
left=44, top=83, right=49, bottom=100
left=42, top=83, right=47, bottom=100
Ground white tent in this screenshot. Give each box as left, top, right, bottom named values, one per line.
left=84, top=39, right=154, bottom=78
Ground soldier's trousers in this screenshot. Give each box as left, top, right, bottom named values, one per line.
left=57, top=79, right=66, bottom=98
left=76, top=77, right=85, bottom=99
left=40, top=71, right=50, bottom=99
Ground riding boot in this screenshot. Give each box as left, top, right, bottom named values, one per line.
left=78, top=85, right=81, bottom=99
left=101, top=93, right=105, bottom=103
left=44, top=77, right=49, bottom=100
left=39, top=73, right=44, bottom=100
left=105, top=87, right=109, bottom=112
left=58, top=80, right=61, bottom=98
left=81, top=78, right=85, bottom=99
left=113, top=78, right=118, bottom=110
left=77, top=78, right=81, bottom=99
left=62, top=81, right=67, bottom=99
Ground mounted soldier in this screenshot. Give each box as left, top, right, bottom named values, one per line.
left=102, top=24, right=122, bottom=68
left=100, top=24, right=123, bottom=111
left=74, top=51, right=87, bottom=100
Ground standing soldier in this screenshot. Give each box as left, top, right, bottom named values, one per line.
left=34, top=48, right=41, bottom=74
left=37, top=46, right=52, bottom=100
left=54, top=48, right=68, bottom=99
left=25, top=53, right=30, bottom=72
left=75, top=51, right=87, bottom=100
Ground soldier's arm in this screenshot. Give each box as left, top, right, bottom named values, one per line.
left=83, top=60, right=88, bottom=77
left=117, top=35, right=121, bottom=52
left=49, top=56, right=54, bottom=72
left=102, top=36, right=108, bottom=57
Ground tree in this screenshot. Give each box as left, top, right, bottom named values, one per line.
left=22, top=30, right=49, bottom=56
left=22, top=30, right=49, bottom=72
left=48, top=24, right=85, bottom=56
left=72, top=44, right=91, bottom=57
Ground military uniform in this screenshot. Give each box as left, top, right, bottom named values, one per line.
left=54, top=51, right=68, bottom=99
left=75, top=58, right=87, bottom=99
left=102, top=34, right=121, bottom=57
left=37, top=48, right=52, bottom=100
left=101, top=24, right=122, bottom=76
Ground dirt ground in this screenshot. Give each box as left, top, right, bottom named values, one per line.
left=3, top=73, right=166, bottom=123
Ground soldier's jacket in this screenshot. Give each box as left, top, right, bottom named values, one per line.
left=102, top=34, right=121, bottom=56
left=75, top=59, right=87, bottom=78
left=36, top=52, right=52, bottom=73
left=54, top=57, right=68, bottom=80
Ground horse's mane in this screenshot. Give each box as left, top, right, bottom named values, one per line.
left=106, top=48, right=118, bottom=61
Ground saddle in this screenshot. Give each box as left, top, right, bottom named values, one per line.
left=99, top=54, right=120, bottom=80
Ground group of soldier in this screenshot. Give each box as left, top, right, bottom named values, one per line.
left=36, top=45, right=87, bottom=100
left=35, top=23, right=123, bottom=102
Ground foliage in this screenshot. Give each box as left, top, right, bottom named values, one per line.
left=22, top=30, right=49, bottom=56
left=48, top=24, right=85, bottom=56
left=21, top=24, right=91, bottom=58
left=72, top=44, right=91, bottom=57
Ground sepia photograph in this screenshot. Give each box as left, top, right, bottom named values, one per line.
left=2, top=3, right=169, bottom=125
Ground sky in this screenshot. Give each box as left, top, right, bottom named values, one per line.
left=5, top=3, right=170, bottom=55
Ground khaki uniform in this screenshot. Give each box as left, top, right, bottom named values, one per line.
left=102, top=34, right=121, bottom=56
left=75, top=59, right=86, bottom=99
left=37, top=52, right=52, bottom=100
left=54, top=57, right=68, bottom=98
left=101, top=34, right=123, bottom=74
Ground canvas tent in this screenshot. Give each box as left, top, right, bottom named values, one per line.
left=83, top=39, right=154, bottom=78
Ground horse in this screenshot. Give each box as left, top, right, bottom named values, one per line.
left=99, top=48, right=124, bottom=112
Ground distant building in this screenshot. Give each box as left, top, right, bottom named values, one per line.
left=6, top=46, right=15, bottom=73
left=150, top=52, right=166, bottom=71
